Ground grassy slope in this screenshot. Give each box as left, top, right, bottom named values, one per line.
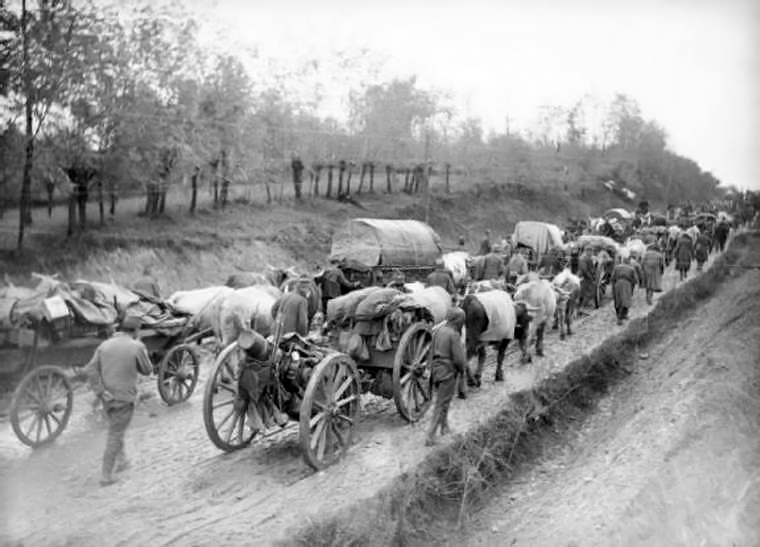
left=0, top=174, right=631, bottom=290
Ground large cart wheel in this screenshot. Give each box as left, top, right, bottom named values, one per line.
left=10, top=365, right=74, bottom=448
left=203, top=342, right=256, bottom=452
left=392, top=321, right=433, bottom=423
left=157, top=344, right=200, bottom=406
left=299, top=353, right=361, bottom=471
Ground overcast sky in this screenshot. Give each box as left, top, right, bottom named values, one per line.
left=188, top=0, right=759, bottom=189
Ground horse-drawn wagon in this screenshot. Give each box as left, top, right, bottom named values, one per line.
left=201, top=284, right=453, bottom=470
left=1, top=275, right=209, bottom=448
left=575, top=235, right=620, bottom=308
left=328, top=218, right=442, bottom=287
left=510, top=221, right=564, bottom=271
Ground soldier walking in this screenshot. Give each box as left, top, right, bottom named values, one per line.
left=425, top=308, right=467, bottom=446
left=82, top=314, right=152, bottom=486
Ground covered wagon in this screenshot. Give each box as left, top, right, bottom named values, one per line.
left=328, top=218, right=442, bottom=287
left=510, top=221, right=564, bottom=270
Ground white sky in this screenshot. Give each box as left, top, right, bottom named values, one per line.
left=189, top=0, right=758, bottom=189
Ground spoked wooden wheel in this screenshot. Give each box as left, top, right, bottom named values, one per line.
left=10, top=365, right=74, bottom=448
left=203, top=342, right=256, bottom=452
left=157, top=344, right=200, bottom=406
left=392, top=321, right=434, bottom=423
left=299, top=353, right=361, bottom=471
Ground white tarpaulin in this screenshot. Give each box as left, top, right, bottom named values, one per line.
left=329, top=218, right=442, bottom=268
left=473, top=290, right=516, bottom=342
left=511, top=221, right=564, bottom=256
left=394, top=286, right=451, bottom=323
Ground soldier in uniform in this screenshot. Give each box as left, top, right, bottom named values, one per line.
left=235, top=329, right=289, bottom=433
left=426, top=258, right=457, bottom=296
left=425, top=308, right=467, bottom=446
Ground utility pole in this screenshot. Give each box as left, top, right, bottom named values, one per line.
left=18, top=0, right=33, bottom=252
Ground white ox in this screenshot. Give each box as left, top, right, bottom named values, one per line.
left=513, top=273, right=558, bottom=357
left=167, top=286, right=234, bottom=336
left=442, top=251, right=470, bottom=288
left=551, top=268, right=580, bottom=340
left=624, top=238, right=647, bottom=260
left=402, top=281, right=426, bottom=294
left=217, top=286, right=281, bottom=347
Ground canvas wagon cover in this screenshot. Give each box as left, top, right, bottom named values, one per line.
left=604, top=208, right=633, bottom=221
left=329, top=218, right=442, bottom=268
left=511, top=221, right=563, bottom=255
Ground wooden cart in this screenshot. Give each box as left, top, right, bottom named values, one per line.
left=202, top=287, right=447, bottom=470
left=2, top=305, right=210, bottom=449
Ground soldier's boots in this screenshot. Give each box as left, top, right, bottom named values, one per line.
left=247, top=405, right=265, bottom=434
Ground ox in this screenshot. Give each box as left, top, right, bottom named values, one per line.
left=442, top=251, right=470, bottom=291
left=217, top=286, right=280, bottom=346
left=513, top=273, right=558, bottom=357
left=225, top=266, right=298, bottom=289
left=460, top=290, right=532, bottom=386
left=465, top=278, right=508, bottom=295
left=551, top=268, right=580, bottom=340
left=167, top=286, right=234, bottom=338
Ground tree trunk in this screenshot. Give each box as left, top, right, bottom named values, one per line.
left=17, top=0, right=33, bottom=252
left=313, top=165, right=322, bottom=196
left=158, top=183, right=167, bottom=214
left=109, top=180, right=117, bottom=216
left=358, top=163, right=366, bottom=193
left=98, top=180, right=105, bottom=225
left=190, top=168, right=198, bottom=213
left=345, top=163, right=353, bottom=195
left=386, top=165, right=392, bottom=193
left=67, top=193, right=76, bottom=237
left=445, top=163, right=451, bottom=193
left=337, top=160, right=346, bottom=195
left=326, top=164, right=334, bottom=198
left=77, top=183, right=87, bottom=230
left=46, top=181, right=54, bottom=218
left=369, top=163, right=375, bottom=193
left=264, top=176, right=272, bottom=204
left=404, top=169, right=411, bottom=193
left=221, top=178, right=229, bottom=209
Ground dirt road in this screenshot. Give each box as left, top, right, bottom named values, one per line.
left=464, top=267, right=760, bottom=546
left=0, top=257, right=718, bottom=547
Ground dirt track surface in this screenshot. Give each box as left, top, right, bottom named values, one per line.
left=0, top=255, right=719, bottom=547
left=464, top=261, right=760, bottom=545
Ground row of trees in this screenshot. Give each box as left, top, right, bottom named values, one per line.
left=1, top=0, right=726, bottom=251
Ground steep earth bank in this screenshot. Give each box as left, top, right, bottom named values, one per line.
left=463, top=266, right=760, bottom=547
